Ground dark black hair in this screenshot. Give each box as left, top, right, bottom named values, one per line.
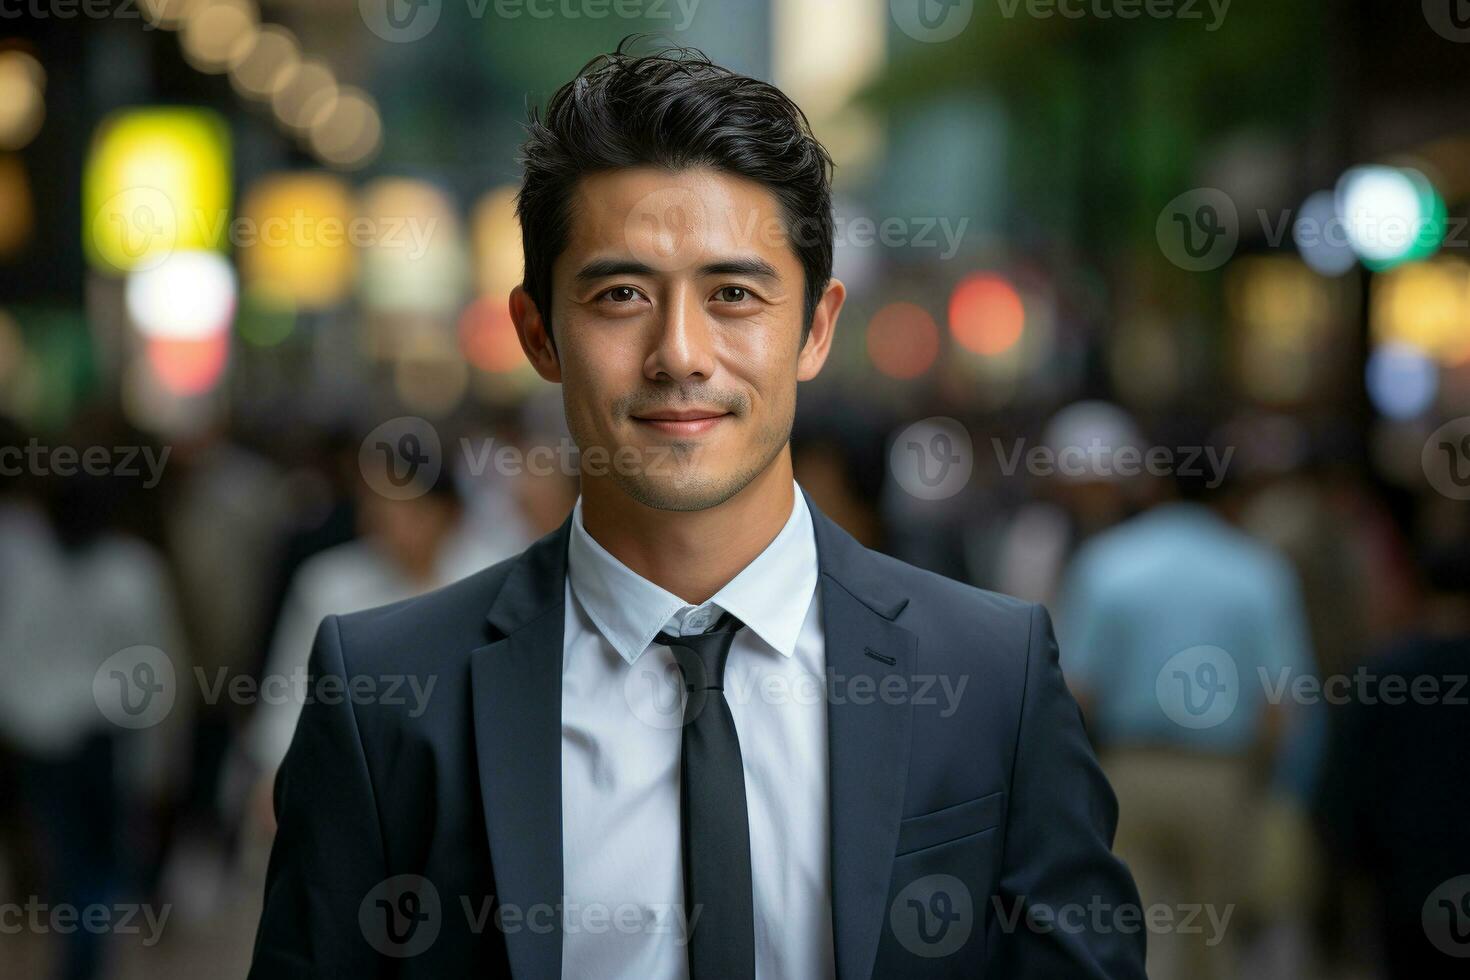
left=516, top=38, right=835, bottom=347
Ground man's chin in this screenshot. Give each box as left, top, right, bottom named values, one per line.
left=608, top=466, right=749, bottom=513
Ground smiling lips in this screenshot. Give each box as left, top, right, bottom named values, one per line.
left=631, top=407, right=731, bottom=436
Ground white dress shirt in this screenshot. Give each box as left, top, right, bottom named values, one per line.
left=561, top=482, right=835, bottom=980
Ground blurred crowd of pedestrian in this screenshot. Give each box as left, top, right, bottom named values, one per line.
left=1, top=395, right=1466, bottom=979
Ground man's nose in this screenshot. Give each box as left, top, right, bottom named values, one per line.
left=645, top=284, right=717, bottom=383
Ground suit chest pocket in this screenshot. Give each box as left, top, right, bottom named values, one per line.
left=875, top=791, right=1005, bottom=978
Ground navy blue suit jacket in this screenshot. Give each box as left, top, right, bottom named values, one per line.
left=249, top=489, right=1145, bottom=978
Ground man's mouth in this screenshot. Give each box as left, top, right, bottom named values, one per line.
left=629, top=407, right=732, bottom=437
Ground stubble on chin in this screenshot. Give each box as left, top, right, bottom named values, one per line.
left=605, top=413, right=792, bottom=513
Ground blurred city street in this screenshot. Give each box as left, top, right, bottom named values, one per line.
left=3, top=1, right=1470, bottom=978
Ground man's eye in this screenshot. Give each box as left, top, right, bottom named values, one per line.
left=604, top=286, right=640, bottom=303
left=714, top=286, right=749, bottom=303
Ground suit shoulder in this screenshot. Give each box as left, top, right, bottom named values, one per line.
left=856, top=546, right=1037, bottom=637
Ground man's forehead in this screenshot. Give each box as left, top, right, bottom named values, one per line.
left=560, top=166, right=795, bottom=268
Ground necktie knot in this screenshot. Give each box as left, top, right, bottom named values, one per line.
left=655, top=611, right=744, bottom=692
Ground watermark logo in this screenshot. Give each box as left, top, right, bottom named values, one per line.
left=360, top=875, right=442, bottom=957
left=1423, top=416, right=1470, bottom=500
left=360, top=416, right=444, bottom=500
left=1156, top=645, right=1238, bottom=729
left=1423, top=875, right=1470, bottom=958
left=623, top=653, right=691, bottom=731
left=91, top=186, right=177, bottom=273
left=1424, top=0, right=1470, bottom=43
left=890, top=417, right=974, bottom=501
left=622, top=658, right=970, bottom=730
left=625, top=185, right=709, bottom=273
left=890, top=874, right=973, bottom=957
left=93, top=646, right=176, bottom=730
left=891, top=0, right=974, bottom=42
left=1156, top=188, right=1238, bottom=272
left=359, top=0, right=443, bottom=42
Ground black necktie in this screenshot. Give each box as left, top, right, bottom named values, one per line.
left=655, top=611, right=756, bottom=980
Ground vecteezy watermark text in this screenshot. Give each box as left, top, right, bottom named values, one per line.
left=991, top=437, right=1234, bottom=488
left=991, top=896, right=1234, bottom=945
left=0, top=440, right=170, bottom=488
left=0, top=898, right=170, bottom=946
left=357, top=0, right=702, bottom=44
left=993, top=0, right=1229, bottom=31
left=357, top=875, right=701, bottom=958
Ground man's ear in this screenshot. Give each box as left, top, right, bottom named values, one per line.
left=796, top=277, right=845, bottom=382
left=509, top=285, right=561, bottom=382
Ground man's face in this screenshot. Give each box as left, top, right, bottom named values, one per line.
left=523, top=167, right=837, bottom=511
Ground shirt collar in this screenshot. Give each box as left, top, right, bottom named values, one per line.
left=566, top=481, right=817, bottom=665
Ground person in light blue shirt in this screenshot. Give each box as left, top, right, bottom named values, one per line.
left=1058, top=501, right=1312, bottom=753
left=1056, top=494, right=1313, bottom=980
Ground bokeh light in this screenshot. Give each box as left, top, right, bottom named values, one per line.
left=83, top=106, right=232, bottom=274
left=145, top=333, right=230, bottom=396
left=1335, top=165, right=1446, bottom=270
left=866, top=301, right=939, bottom=379
left=0, top=49, right=46, bottom=151
left=949, top=273, right=1025, bottom=356
left=125, top=249, right=237, bottom=341
left=1292, top=190, right=1356, bottom=277
left=1366, top=342, right=1438, bottom=419
left=358, top=178, right=465, bottom=315
left=1370, top=258, right=1470, bottom=366
left=237, top=172, right=355, bottom=309
left=458, top=295, right=524, bottom=374
left=180, top=0, right=259, bottom=75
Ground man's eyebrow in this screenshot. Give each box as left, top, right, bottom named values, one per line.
left=573, top=257, right=782, bottom=282
left=573, top=258, right=658, bottom=282
left=698, top=258, right=780, bottom=280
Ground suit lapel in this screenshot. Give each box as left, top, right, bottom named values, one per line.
left=807, top=491, right=916, bottom=980
left=470, top=514, right=572, bottom=980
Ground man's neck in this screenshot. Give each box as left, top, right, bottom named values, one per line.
left=579, top=451, right=796, bottom=605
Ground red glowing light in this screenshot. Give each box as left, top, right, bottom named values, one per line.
left=949, top=274, right=1025, bottom=356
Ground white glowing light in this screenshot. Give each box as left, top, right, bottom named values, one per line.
left=125, top=250, right=237, bottom=340
left=1335, top=166, right=1432, bottom=267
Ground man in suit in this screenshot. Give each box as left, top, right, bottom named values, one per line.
left=249, top=41, right=1145, bottom=980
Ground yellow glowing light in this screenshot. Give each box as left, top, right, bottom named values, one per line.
left=0, top=153, right=34, bottom=257
left=471, top=185, right=523, bottom=300
left=358, top=178, right=466, bottom=315
left=83, top=107, right=231, bottom=275
left=1225, top=256, right=1333, bottom=343
left=238, top=172, right=356, bottom=309
left=1225, top=257, right=1341, bottom=404
left=1371, top=258, right=1470, bottom=365
left=0, top=50, right=45, bottom=151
